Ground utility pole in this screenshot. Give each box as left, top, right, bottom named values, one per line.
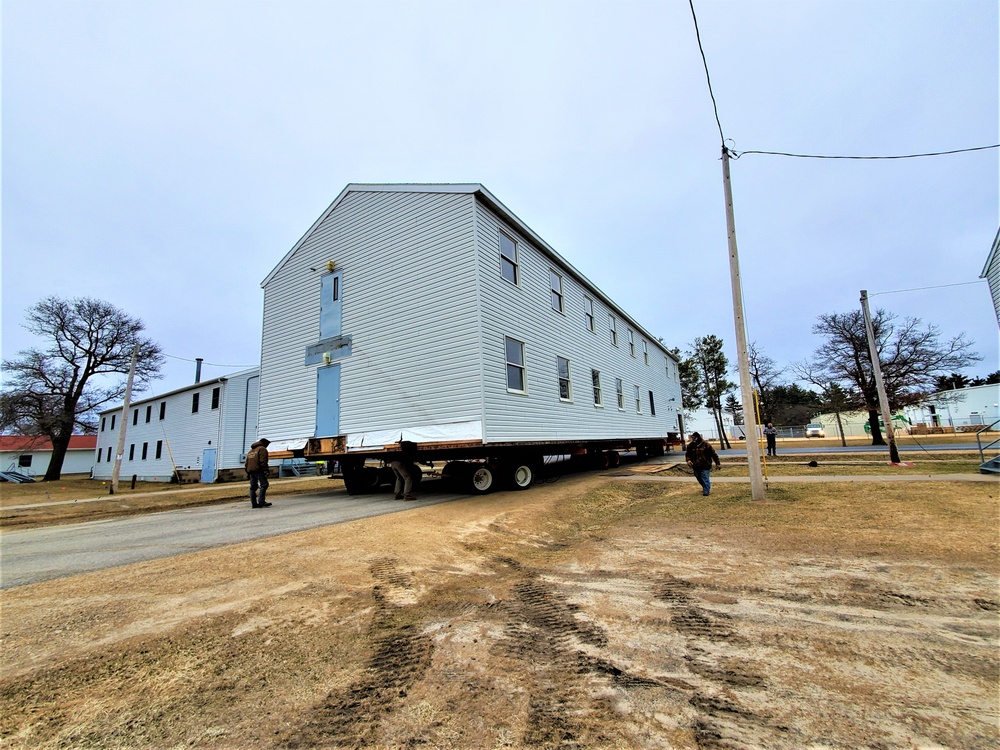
left=110, top=345, right=139, bottom=495
left=721, top=146, right=765, bottom=501
left=860, top=290, right=901, bottom=464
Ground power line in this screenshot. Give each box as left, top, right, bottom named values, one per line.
left=732, top=144, right=999, bottom=160
left=162, top=353, right=257, bottom=368
left=687, top=0, right=725, bottom=145
left=870, top=279, right=987, bottom=296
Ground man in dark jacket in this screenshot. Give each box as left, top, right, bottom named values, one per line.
left=245, top=438, right=272, bottom=508
left=685, top=432, right=721, bottom=496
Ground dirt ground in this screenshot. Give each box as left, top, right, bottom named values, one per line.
left=1, top=467, right=997, bottom=749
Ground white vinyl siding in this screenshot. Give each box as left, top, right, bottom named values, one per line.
left=258, top=190, right=484, bottom=443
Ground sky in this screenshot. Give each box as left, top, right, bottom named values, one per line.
left=3, top=0, right=998, bottom=405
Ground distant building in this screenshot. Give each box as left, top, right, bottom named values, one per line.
left=982, top=227, right=1000, bottom=327
left=903, top=383, right=1000, bottom=433
left=0, top=435, right=98, bottom=477
left=93, top=368, right=259, bottom=483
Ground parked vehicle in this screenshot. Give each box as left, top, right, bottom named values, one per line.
left=805, top=423, right=826, bottom=438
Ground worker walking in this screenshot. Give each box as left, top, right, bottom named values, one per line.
left=685, top=432, right=721, bottom=496
left=245, top=438, right=272, bottom=508
left=390, top=441, right=419, bottom=501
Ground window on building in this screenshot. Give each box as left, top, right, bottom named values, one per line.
left=107, top=446, right=112, bottom=462
left=592, top=370, right=603, bottom=406
left=634, top=385, right=642, bottom=413
left=18, top=455, right=32, bottom=468
left=212, top=387, right=220, bottom=409
left=557, top=357, right=571, bottom=400
left=192, top=393, right=200, bottom=413
left=549, top=271, right=563, bottom=313
left=133, top=409, right=139, bottom=426
left=155, top=440, right=163, bottom=460
left=584, top=297, right=595, bottom=332
left=145, top=404, right=152, bottom=423
left=141, top=442, right=148, bottom=460
left=616, top=378, right=624, bottom=410
left=110, top=414, right=116, bottom=430
left=159, top=402, right=166, bottom=420
left=643, top=340, right=649, bottom=365
left=649, top=391, right=656, bottom=416
left=101, top=417, right=106, bottom=432
left=628, top=329, right=635, bottom=357
left=609, top=315, right=618, bottom=346
left=96, top=450, right=101, bottom=463
left=129, top=444, right=135, bottom=461
left=499, top=232, right=519, bottom=285
left=505, top=336, right=526, bottom=392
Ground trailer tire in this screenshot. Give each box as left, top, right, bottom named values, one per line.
left=592, top=452, right=611, bottom=470
left=469, top=464, right=496, bottom=494
left=508, top=462, right=535, bottom=490
left=360, top=466, right=382, bottom=493
left=607, top=451, right=621, bottom=468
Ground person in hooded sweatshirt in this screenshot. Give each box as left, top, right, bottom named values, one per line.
left=245, top=438, right=272, bottom=508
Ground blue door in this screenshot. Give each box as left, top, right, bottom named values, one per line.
left=316, top=364, right=341, bottom=437
left=320, top=271, right=342, bottom=338
left=201, top=448, right=217, bottom=483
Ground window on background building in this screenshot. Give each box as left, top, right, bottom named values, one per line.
left=628, top=329, right=635, bottom=357
left=609, top=315, right=617, bottom=346
left=499, top=232, right=519, bottom=285
left=649, top=391, right=656, bottom=416
left=96, top=450, right=101, bottom=463
left=101, top=417, right=106, bottom=432
left=592, top=370, right=603, bottom=406
left=133, top=409, right=139, bottom=426
left=643, top=341, right=649, bottom=365
left=192, top=393, right=200, bottom=413
left=18, top=455, right=32, bottom=468
left=110, top=414, right=116, bottom=430
left=584, top=297, right=595, bottom=332
left=129, top=444, right=135, bottom=461
left=549, top=270, right=563, bottom=313
left=106, top=446, right=112, bottom=462
left=557, top=357, right=572, bottom=400
left=616, top=378, right=624, bottom=410
left=505, top=336, right=526, bottom=392
left=159, top=402, right=166, bottom=420
left=212, top=387, right=220, bottom=409
left=155, top=440, right=163, bottom=459
left=146, top=405, right=152, bottom=423
left=634, top=385, right=642, bottom=413
left=141, top=442, right=148, bottom=460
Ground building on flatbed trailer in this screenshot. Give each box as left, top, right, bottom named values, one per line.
left=258, top=183, right=681, bottom=493
left=93, top=368, right=259, bottom=483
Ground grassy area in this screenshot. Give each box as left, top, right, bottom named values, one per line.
left=0, top=475, right=341, bottom=529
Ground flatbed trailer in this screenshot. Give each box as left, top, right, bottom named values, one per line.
left=286, top=433, right=681, bottom=495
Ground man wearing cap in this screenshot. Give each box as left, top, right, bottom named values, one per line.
left=685, top=432, right=721, bottom=496
left=245, top=438, right=272, bottom=508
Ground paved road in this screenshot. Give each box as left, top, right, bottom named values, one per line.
left=0, top=488, right=464, bottom=590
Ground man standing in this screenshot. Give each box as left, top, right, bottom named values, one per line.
left=763, top=423, right=778, bottom=457
left=685, top=432, right=721, bottom=496
left=389, top=441, right=419, bottom=501
left=245, top=438, right=272, bottom=508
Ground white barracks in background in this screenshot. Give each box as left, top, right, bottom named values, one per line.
left=256, top=183, right=682, bottom=453
left=93, top=367, right=260, bottom=483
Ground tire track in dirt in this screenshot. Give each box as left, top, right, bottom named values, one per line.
left=282, top=557, right=433, bottom=749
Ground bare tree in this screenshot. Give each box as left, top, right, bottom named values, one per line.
left=800, top=308, right=979, bottom=446
left=748, top=342, right=784, bottom=423
left=0, top=297, right=163, bottom=480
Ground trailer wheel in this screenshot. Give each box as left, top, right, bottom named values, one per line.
left=469, top=465, right=496, bottom=494
left=607, top=451, right=621, bottom=468
left=360, top=466, right=382, bottom=492
left=592, top=452, right=611, bottom=470
left=508, top=462, right=535, bottom=490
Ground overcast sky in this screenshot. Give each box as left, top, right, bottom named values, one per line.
left=3, top=0, right=998, bottom=404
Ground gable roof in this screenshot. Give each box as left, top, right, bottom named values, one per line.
left=981, top=226, right=1000, bottom=278
left=261, top=183, right=679, bottom=362
left=0, top=435, right=98, bottom=452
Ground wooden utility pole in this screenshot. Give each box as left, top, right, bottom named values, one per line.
left=860, top=290, right=901, bottom=464
left=721, top=146, right=765, bottom=501
left=110, top=345, right=139, bottom=495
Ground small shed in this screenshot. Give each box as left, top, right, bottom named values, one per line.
left=0, top=435, right=98, bottom=478
left=92, top=368, right=259, bottom=483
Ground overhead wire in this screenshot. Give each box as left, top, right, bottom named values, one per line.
left=162, top=353, right=257, bottom=369
left=732, top=144, right=999, bottom=160
left=687, top=0, right=725, bottom=146
left=870, top=279, right=987, bottom=296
